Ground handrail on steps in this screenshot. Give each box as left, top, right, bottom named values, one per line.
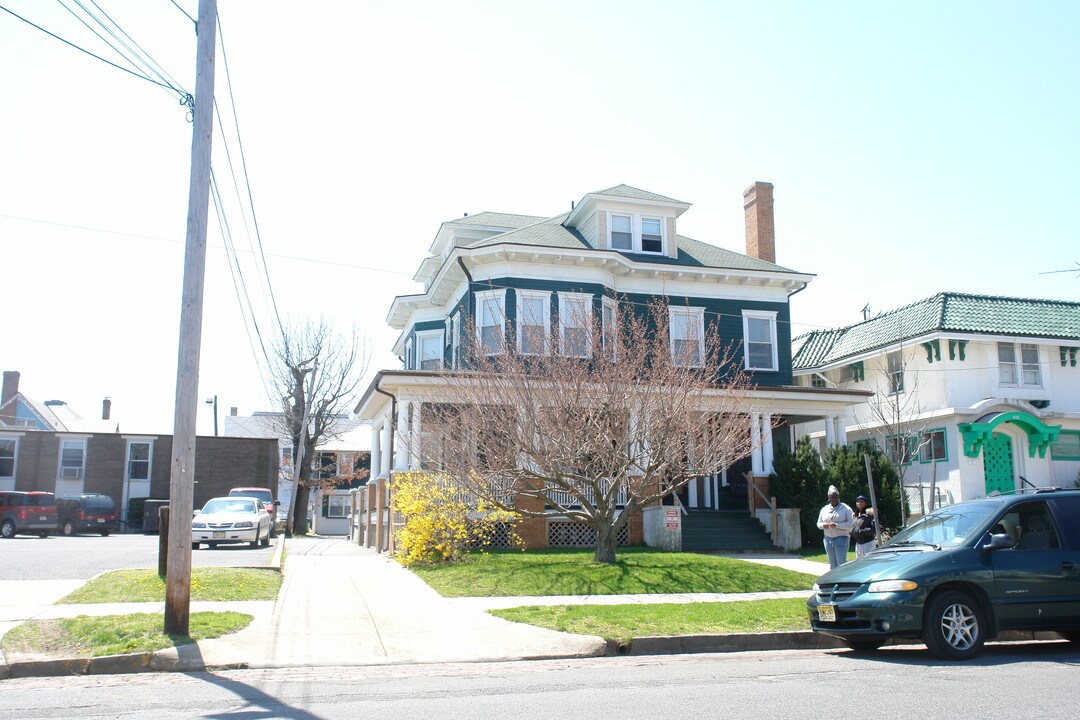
left=744, top=472, right=779, bottom=543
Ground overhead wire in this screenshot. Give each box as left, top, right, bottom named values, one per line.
left=168, top=0, right=195, bottom=27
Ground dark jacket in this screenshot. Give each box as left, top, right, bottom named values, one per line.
left=851, top=511, right=876, bottom=544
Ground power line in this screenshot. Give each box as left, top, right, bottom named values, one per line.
left=82, top=0, right=188, bottom=93
left=1, top=3, right=180, bottom=95
left=168, top=0, right=196, bottom=27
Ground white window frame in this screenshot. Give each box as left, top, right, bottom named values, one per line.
left=998, top=341, right=1042, bottom=387
left=606, top=212, right=667, bottom=255
left=0, top=435, right=17, bottom=481
left=601, top=296, right=618, bottom=362
left=58, top=438, right=86, bottom=481
left=670, top=306, right=705, bottom=367
left=475, top=289, right=508, bottom=355
left=324, top=493, right=349, bottom=518
left=558, top=292, right=593, bottom=358
left=403, top=338, right=413, bottom=370
left=450, top=312, right=461, bottom=369
left=886, top=350, right=904, bottom=394
left=741, top=310, right=778, bottom=371
left=125, top=439, right=152, bottom=481
left=516, top=290, right=551, bottom=356
left=416, top=329, right=444, bottom=371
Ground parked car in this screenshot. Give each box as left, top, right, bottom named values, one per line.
left=0, top=491, right=58, bottom=539
left=807, top=488, right=1080, bottom=660
left=56, top=493, right=120, bottom=536
left=191, top=496, right=272, bottom=549
left=228, top=487, right=281, bottom=536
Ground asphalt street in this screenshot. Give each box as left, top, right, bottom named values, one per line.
left=1, top=644, right=1079, bottom=719
left=0, top=533, right=275, bottom=580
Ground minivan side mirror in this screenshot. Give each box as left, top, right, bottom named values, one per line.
left=982, top=533, right=1015, bottom=551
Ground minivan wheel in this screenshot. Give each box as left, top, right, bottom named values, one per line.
left=1, top=520, right=16, bottom=539
left=62, top=520, right=75, bottom=536
left=99, top=530, right=110, bottom=537
left=842, top=638, right=885, bottom=653
left=923, top=590, right=986, bottom=660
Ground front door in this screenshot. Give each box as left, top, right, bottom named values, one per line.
left=983, top=432, right=1014, bottom=495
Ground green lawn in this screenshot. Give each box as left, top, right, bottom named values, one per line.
left=799, top=547, right=852, bottom=565
left=60, top=568, right=282, bottom=604
left=492, top=597, right=809, bottom=643
left=409, top=548, right=817, bottom=597
left=1, top=612, right=252, bottom=658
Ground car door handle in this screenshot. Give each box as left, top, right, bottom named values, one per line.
left=1061, top=561, right=1076, bottom=570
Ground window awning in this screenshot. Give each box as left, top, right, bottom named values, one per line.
left=957, top=410, right=1061, bottom=459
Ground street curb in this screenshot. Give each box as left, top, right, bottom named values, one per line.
left=607, top=631, right=845, bottom=655
left=89, top=652, right=152, bottom=674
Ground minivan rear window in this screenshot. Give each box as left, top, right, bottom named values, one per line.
left=27, top=494, right=55, bottom=507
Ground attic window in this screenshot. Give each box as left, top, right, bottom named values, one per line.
left=641, top=218, right=663, bottom=253
left=611, top=215, right=633, bottom=250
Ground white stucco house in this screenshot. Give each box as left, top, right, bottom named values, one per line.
left=792, top=292, right=1080, bottom=509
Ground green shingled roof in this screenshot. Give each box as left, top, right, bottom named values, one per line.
left=792, top=292, right=1080, bottom=370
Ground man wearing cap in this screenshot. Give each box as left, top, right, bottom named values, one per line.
left=817, top=486, right=854, bottom=569
left=850, top=495, right=877, bottom=558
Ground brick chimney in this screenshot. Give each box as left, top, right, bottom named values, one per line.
left=102, top=397, right=112, bottom=420
left=743, top=181, right=776, bottom=263
left=1, top=371, right=20, bottom=425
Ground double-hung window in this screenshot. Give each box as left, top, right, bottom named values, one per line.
left=0, top=437, right=16, bottom=480
left=919, top=429, right=947, bottom=462
left=476, top=289, right=507, bottom=355
left=742, top=310, right=778, bottom=371
left=998, top=342, right=1041, bottom=386
left=416, top=330, right=444, bottom=370
left=610, top=214, right=633, bottom=250
left=404, top=339, right=413, bottom=369
left=607, top=213, right=666, bottom=254
left=887, top=351, right=904, bottom=393
left=59, top=439, right=86, bottom=480
left=601, top=297, right=618, bottom=362
left=127, top=441, right=151, bottom=480
left=516, top=290, right=551, bottom=355
left=670, top=307, right=705, bottom=367
left=323, top=494, right=349, bottom=518
left=450, top=313, right=460, bottom=369
left=558, top=293, right=592, bottom=358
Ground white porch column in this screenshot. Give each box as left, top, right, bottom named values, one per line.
left=750, top=414, right=764, bottom=475
left=394, top=401, right=410, bottom=471
left=824, top=415, right=837, bottom=448
left=409, top=399, right=422, bottom=470
left=380, top=421, right=392, bottom=476
left=833, top=416, right=847, bottom=446
left=761, top=412, right=774, bottom=475
left=370, top=422, right=382, bottom=480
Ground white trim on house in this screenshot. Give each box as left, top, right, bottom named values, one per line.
left=516, top=289, right=551, bottom=356
left=415, top=329, right=445, bottom=371
left=558, top=292, right=593, bottom=358
left=669, top=306, right=705, bottom=367
left=601, top=296, right=618, bottom=363
left=606, top=212, right=668, bottom=256
left=742, top=309, right=779, bottom=372
left=475, top=288, right=507, bottom=355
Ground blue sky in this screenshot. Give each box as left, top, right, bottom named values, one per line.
left=2, top=0, right=1077, bottom=433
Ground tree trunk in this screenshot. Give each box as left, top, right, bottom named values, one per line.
left=291, top=485, right=310, bottom=536
left=594, top=526, right=618, bottom=564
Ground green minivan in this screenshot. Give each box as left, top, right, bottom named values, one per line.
left=807, top=488, right=1080, bottom=660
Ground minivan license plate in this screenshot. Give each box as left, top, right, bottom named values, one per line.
left=818, top=604, right=836, bottom=622
left=213, top=531, right=225, bottom=539
left=39, top=515, right=47, bottom=521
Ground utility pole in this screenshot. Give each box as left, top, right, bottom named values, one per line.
left=165, top=0, right=218, bottom=637
left=285, top=359, right=317, bottom=537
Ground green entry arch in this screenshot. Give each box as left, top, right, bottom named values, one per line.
left=958, top=410, right=1061, bottom=459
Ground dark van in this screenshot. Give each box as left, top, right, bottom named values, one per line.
left=56, top=493, right=119, bottom=536
left=807, top=488, right=1080, bottom=660
left=0, top=491, right=58, bottom=539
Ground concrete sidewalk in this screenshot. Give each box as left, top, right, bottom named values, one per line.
left=0, top=537, right=834, bottom=677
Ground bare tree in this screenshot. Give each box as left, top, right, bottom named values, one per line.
left=268, top=318, right=369, bottom=535
left=857, top=343, right=935, bottom=520
left=416, top=297, right=770, bottom=564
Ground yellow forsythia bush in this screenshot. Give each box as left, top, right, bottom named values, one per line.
left=391, top=472, right=519, bottom=566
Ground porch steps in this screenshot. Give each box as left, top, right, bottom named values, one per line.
left=681, top=509, right=778, bottom=551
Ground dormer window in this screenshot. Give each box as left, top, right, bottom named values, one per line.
left=607, top=213, right=666, bottom=254
left=641, top=218, right=663, bottom=253
left=611, top=215, right=633, bottom=250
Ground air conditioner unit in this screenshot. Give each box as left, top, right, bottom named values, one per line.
left=61, top=466, right=83, bottom=480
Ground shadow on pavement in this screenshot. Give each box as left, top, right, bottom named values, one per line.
left=827, top=639, right=1078, bottom=667
left=198, top=672, right=327, bottom=720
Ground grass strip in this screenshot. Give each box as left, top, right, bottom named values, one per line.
left=410, top=548, right=817, bottom=597
left=1, top=612, right=252, bottom=658
left=491, top=597, right=809, bottom=644
left=60, top=568, right=282, bottom=604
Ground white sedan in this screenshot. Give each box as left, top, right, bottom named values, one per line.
left=192, top=496, right=272, bottom=549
